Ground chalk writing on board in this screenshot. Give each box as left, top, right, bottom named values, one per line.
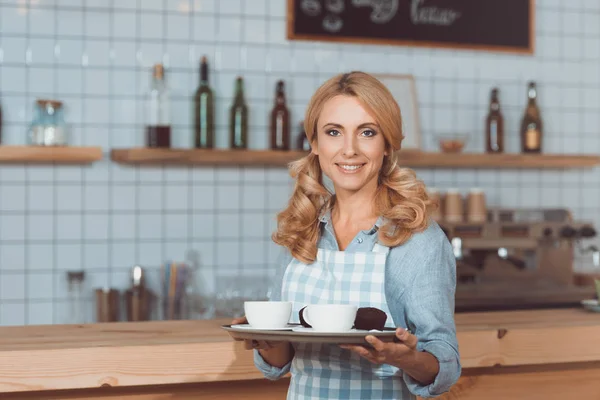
left=352, top=0, right=399, bottom=24
left=323, top=14, right=343, bottom=32
left=410, top=0, right=461, bottom=26
left=301, top=0, right=322, bottom=16
left=325, top=0, right=345, bottom=13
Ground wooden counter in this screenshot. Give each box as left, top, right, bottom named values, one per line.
left=1, top=308, right=600, bottom=399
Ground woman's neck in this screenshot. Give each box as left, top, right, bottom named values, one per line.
left=331, top=187, right=378, bottom=228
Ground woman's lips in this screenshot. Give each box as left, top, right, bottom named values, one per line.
left=335, top=163, right=366, bottom=174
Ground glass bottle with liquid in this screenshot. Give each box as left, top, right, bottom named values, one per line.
left=229, top=77, right=248, bottom=149
left=194, top=56, right=214, bottom=149
left=270, top=80, right=290, bottom=151
left=296, top=121, right=311, bottom=151
left=520, top=81, right=542, bottom=153
left=485, top=88, right=504, bottom=153
left=145, top=64, right=171, bottom=148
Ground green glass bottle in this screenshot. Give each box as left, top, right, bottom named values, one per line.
left=194, top=56, right=214, bottom=149
left=229, top=77, right=248, bottom=149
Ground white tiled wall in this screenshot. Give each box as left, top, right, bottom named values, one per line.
left=0, top=0, right=599, bottom=325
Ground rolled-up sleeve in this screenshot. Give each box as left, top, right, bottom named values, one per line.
left=253, top=349, right=292, bottom=380
left=402, top=229, right=461, bottom=397
left=252, top=247, right=294, bottom=380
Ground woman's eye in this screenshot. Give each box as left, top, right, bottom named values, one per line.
left=326, top=129, right=341, bottom=136
left=361, top=130, right=376, bottom=137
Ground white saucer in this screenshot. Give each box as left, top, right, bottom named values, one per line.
left=231, top=324, right=295, bottom=331
left=292, top=327, right=376, bottom=334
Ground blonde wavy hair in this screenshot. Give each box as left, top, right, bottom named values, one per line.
left=272, top=71, right=435, bottom=264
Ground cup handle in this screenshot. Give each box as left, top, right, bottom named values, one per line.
left=302, top=305, right=313, bottom=326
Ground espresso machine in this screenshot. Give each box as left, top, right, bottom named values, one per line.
left=439, top=208, right=600, bottom=312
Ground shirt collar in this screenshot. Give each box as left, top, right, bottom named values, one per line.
left=318, top=207, right=384, bottom=235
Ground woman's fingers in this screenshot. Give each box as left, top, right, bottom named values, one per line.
left=395, top=328, right=418, bottom=349
left=231, top=316, right=248, bottom=325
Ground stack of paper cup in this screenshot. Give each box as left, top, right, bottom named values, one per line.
left=467, top=188, right=487, bottom=223
left=444, top=189, right=463, bottom=223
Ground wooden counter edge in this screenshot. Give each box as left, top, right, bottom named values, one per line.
left=1, top=309, right=600, bottom=393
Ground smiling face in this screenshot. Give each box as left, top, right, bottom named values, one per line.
left=312, top=95, right=388, bottom=196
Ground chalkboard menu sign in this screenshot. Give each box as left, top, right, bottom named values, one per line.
left=287, top=0, right=534, bottom=54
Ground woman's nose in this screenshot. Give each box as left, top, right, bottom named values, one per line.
left=342, top=135, right=358, bottom=156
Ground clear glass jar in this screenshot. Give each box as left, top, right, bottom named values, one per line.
left=29, top=99, right=68, bottom=146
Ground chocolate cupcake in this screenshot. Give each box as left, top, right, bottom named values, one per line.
left=354, top=307, right=387, bottom=331
left=299, top=306, right=312, bottom=328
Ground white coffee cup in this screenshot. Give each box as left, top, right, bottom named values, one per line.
left=244, top=301, right=292, bottom=329
left=302, top=304, right=358, bottom=332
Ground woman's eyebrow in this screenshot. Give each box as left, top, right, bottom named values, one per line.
left=357, top=122, right=379, bottom=129
left=321, top=122, right=379, bottom=129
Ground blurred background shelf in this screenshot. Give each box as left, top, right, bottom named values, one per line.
left=111, top=148, right=600, bottom=169
left=399, top=152, right=600, bottom=169
left=0, top=146, right=103, bottom=164
left=111, top=148, right=310, bottom=166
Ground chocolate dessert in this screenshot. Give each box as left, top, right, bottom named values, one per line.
left=354, top=307, right=387, bottom=330
left=299, top=306, right=312, bottom=328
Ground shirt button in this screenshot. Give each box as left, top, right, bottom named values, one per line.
left=357, top=238, right=363, bottom=243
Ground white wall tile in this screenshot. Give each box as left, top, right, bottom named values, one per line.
left=86, top=10, right=111, bottom=38
left=0, top=215, right=25, bottom=241
left=2, top=37, right=27, bottom=63
left=55, top=215, right=81, bottom=241
left=83, top=214, right=109, bottom=240
left=140, top=12, right=164, bottom=40
left=193, top=213, right=215, bottom=238
left=1, top=303, right=25, bottom=326
left=138, top=213, right=163, bottom=239
left=0, top=5, right=27, bottom=34
left=28, top=302, right=54, bottom=325
left=57, top=9, right=84, bottom=36
left=217, top=16, right=241, bottom=42
left=0, top=244, right=25, bottom=271
left=29, top=8, right=56, bottom=36
left=1, top=274, right=25, bottom=300
left=138, top=186, right=164, bottom=211
left=28, top=272, right=54, bottom=300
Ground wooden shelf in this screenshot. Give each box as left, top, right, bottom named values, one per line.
left=398, top=151, right=600, bottom=169
left=0, top=146, right=103, bottom=164
left=111, top=148, right=310, bottom=166
left=110, top=148, right=600, bottom=169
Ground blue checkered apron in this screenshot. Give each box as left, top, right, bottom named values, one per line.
left=281, top=244, right=413, bottom=400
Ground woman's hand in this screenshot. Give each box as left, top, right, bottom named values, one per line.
left=230, top=316, right=294, bottom=368
left=341, top=327, right=440, bottom=385
left=231, top=316, right=281, bottom=350
left=340, top=327, right=418, bottom=366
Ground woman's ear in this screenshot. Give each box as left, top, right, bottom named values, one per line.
left=310, top=137, right=318, bottom=155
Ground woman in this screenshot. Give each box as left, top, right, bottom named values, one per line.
left=233, top=71, right=460, bottom=399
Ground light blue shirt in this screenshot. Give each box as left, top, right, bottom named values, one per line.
left=254, top=212, right=461, bottom=398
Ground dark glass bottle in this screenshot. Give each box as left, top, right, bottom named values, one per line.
left=485, top=88, right=504, bottom=153
left=229, top=77, right=248, bottom=149
left=145, top=64, right=171, bottom=148
left=296, top=121, right=310, bottom=151
left=520, top=82, right=543, bottom=153
left=194, top=56, right=214, bottom=149
left=270, top=81, right=290, bottom=151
